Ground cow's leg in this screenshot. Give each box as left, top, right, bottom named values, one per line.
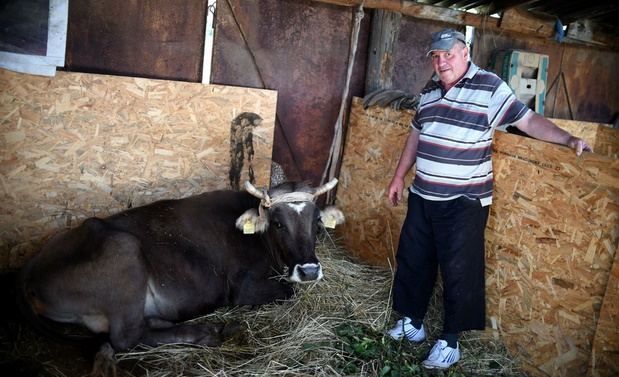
left=140, top=322, right=224, bottom=346
left=232, top=273, right=295, bottom=307
left=89, top=342, right=117, bottom=377
left=89, top=229, right=243, bottom=348
left=134, top=320, right=246, bottom=347
left=81, top=228, right=151, bottom=351
left=108, top=290, right=239, bottom=348
left=20, top=219, right=151, bottom=351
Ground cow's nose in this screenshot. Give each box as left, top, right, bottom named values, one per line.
left=291, top=263, right=323, bottom=283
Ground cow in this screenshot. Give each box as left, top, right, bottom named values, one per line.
left=16, top=179, right=344, bottom=358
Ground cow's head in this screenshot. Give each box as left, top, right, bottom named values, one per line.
left=235, top=179, right=344, bottom=283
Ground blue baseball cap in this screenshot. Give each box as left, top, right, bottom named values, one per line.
left=427, top=29, right=466, bottom=56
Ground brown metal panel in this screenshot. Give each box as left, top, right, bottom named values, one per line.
left=211, top=0, right=370, bottom=188
left=391, top=17, right=619, bottom=124
left=391, top=18, right=441, bottom=96
left=547, top=45, right=619, bottom=123
left=65, top=0, right=206, bottom=82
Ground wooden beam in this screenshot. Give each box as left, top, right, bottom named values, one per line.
left=311, top=0, right=619, bottom=49
left=487, top=0, right=537, bottom=15
left=313, top=0, right=497, bottom=29
left=499, top=7, right=555, bottom=38
left=365, top=9, right=401, bottom=93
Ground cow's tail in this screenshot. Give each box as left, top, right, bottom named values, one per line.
left=14, top=267, right=107, bottom=351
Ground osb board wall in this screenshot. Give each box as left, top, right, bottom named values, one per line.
left=338, top=97, right=619, bottom=376
left=536, top=117, right=618, bottom=373
left=589, top=249, right=619, bottom=376
left=337, top=97, right=416, bottom=267
left=0, top=69, right=277, bottom=270
left=488, top=131, right=618, bottom=377
left=553, top=119, right=618, bottom=158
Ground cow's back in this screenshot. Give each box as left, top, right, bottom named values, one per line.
left=102, top=189, right=275, bottom=320
left=105, top=189, right=263, bottom=262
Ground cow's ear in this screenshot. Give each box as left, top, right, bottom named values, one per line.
left=320, top=206, right=345, bottom=229
left=236, top=208, right=269, bottom=234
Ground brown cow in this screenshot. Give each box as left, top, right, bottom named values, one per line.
left=16, top=179, right=344, bottom=367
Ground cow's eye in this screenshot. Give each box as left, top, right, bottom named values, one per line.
left=273, top=221, right=283, bottom=229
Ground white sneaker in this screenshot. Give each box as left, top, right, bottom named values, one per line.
left=387, top=317, right=426, bottom=343
left=421, top=339, right=460, bottom=369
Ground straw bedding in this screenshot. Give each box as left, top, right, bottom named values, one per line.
left=114, top=231, right=531, bottom=377
left=1, top=231, right=531, bottom=377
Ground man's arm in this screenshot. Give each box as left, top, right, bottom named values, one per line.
left=514, top=111, right=593, bottom=156
left=388, top=129, right=420, bottom=207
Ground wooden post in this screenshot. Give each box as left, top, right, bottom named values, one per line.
left=365, top=9, right=401, bottom=93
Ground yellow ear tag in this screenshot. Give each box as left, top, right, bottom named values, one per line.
left=243, top=221, right=255, bottom=234
left=324, top=216, right=336, bottom=229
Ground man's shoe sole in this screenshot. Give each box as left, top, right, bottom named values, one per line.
left=421, top=362, right=454, bottom=370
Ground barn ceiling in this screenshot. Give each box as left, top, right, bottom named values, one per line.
left=419, top=0, right=618, bottom=36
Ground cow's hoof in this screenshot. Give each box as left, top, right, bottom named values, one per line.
left=197, top=335, right=223, bottom=347
left=191, top=323, right=226, bottom=347
left=221, top=321, right=248, bottom=344
left=89, top=342, right=117, bottom=377
left=194, top=322, right=246, bottom=346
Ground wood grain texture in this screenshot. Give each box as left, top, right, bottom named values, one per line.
left=0, top=69, right=276, bottom=269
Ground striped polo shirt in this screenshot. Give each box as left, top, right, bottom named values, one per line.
left=410, top=61, right=530, bottom=206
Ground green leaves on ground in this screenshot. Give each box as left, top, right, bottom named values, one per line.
left=330, top=323, right=467, bottom=377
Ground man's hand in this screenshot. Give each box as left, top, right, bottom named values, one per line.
left=515, top=112, right=594, bottom=156
left=388, top=177, right=405, bottom=207
left=567, top=136, right=593, bottom=156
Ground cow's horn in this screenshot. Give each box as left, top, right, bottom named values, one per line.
left=262, top=186, right=271, bottom=204
left=313, top=178, right=338, bottom=197
left=244, top=180, right=264, bottom=199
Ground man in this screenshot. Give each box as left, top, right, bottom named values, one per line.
left=386, top=28, right=592, bottom=370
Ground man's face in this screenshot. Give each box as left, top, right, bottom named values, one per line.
left=429, top=43, right=469, bottom=90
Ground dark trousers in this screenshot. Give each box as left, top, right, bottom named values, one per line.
left=392, top=193, right=489, bottom=334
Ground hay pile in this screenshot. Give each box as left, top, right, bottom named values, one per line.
left=114, top=232, right=532, bottom=377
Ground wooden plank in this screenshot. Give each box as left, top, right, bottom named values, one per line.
left=311, top=0, right=619, bottom=49
left=310, top=0, right=498, bottom=30
left=365, top=9, right=401, bottom=93
left=552, top=119, right=619, bottom=158
left=587, top=246, right=619, bottom=376
left=0, top=69, right=277, bottom=270
left=337, top=97, right=415, bottom=266
left=594, top=125, right=619, bottom=158
left=499, top=8, right=555, bottom=39
left=487, top=131, right=619, bottom=376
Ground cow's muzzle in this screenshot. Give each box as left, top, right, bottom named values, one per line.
left=290, top=263, right=323, bottom=283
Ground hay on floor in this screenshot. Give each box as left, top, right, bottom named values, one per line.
left=112, top=232, right=531, bottom=377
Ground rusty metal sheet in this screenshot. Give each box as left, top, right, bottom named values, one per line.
left=65, top=0, right=206, bottom=82
left=211, top=0, right=370, bottom=189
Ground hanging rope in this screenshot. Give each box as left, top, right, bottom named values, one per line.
left=321, top=1, right=365, bottom=204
